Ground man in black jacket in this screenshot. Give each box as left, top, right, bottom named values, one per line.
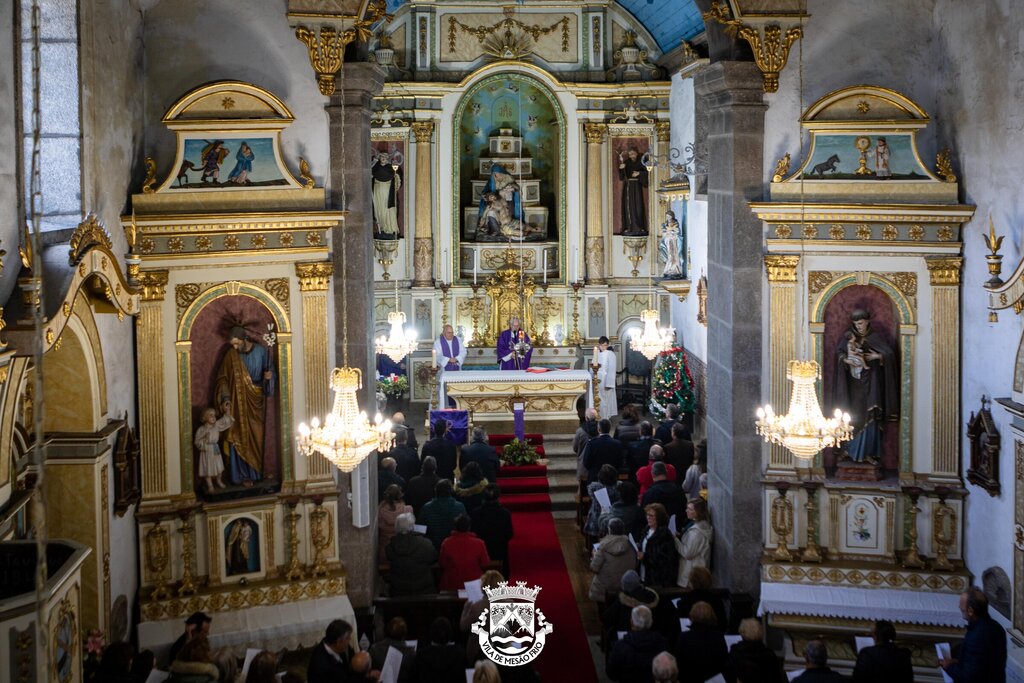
left=654, top=404, right=683, bottom=445
left=405, top=456, right=440, bottom=516
left=377, top=457, right=405, bottom=500
left=461, top=427, right=501, bottom=483
left=792, top=639, right=846, bottom=682
left=607, top=605, right=667, bottom=682
left=584, top=419, right=624, bottom=482
left=662, top=423, right=694, bottom=483
left=392, top=412, right=418, bottom=450
left=640, top=462, right=686, bottom=522
left=852, top=620, right=912, bottom=682
left=389, top=427, right=421, bottom=483
left=627, top=421, right=658, bottom=480
left=307, top=619, right=354, bottom=683
left=420, top=420, right=458, bottom=481
left=470, top=484, right=514, bottom=577
left=941, top=588, right=1007, bottom=683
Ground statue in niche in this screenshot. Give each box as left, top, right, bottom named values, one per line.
left=659, top=209, right=685, bottom=279
left=372, top=152, right=402, bottom=238
left=225, top=518, right=260, bottom=575
left=476, top=164, right=543, bottom=241
left=215, top=325, right=275, bottom=486
left=830, top=309, right=899, bottom=465
left=618, top=146, right=649, bottom=235
left=194, top=402, right=232, bottom=495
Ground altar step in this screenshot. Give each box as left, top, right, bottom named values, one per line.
left=539, top=433, right=579, bottom=517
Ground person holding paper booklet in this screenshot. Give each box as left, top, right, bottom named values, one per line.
left=851, top=620, right=911, bottom=683
left=672, top=602, right=727, bottom=683
left=460, top=570, right=505, bottom=664
left=385, top=513, right=438, bottom=596
left=590, top=518, right=637, bottom=602
left=638, top=503, right=679, bottom=588
left=939, top=588, right=1006, bottom=683
left=675, top=499, right=712, bottom=589
left=607, top=605, right=668, bottom=683
left=586, top=465, right=621, bottom=538
left=438, top=514, right=491, bottom=591
left=369, top=617, right=417, bottom=683
left=413, top=618, right=466, bottom=683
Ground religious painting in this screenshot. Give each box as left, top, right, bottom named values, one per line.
left=188, top=294, right=281, bottom=498
left=456, top=73, right=562, bottom=244
left=844, top=497, right=879, bottom=550
left=223, top=517, right=261, bottom=576
left=370, top=139, right=406, bottom=239
left=174, top=136, right=289, bottom=189
left=822, top=285, right=900, bottom=471
left=610, top=135, right=651, bottom=235
left=801, top=134, right=928, bottom=180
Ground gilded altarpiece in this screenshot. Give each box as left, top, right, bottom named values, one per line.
left=752, top=86, right=976, bottom=668
left=128, top=81, right=353, bottom=655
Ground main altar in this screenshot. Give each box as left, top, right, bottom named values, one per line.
left=441, top=370, right=594, bottom=424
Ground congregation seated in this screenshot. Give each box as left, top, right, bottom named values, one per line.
left=421, top=420, right=458, bottom=481
left=460, top=569, right=505, bottom=663
left=573, top=408, right=600, bottom=479
left=454, top=461, right=490, bottom=514
left=470, top=484, right=514, bottom=578
left=168, top=635, right=219, bottom=683
left=405, top=456, right=440, bottom=517
left=414, top=617, right=466, bottom=683
left=627, top=421, right=659, bottom=480
left=461, top=426, right=501, bottom=482
left=389, top=426, right=422, bottom=483
left=652, top=651, right=679, bottom=683
left=641, top=461, right=686, bottom=523
left=729, top=617, right=785, bottom=683
left=676, top=498, right=712, bottom=588
left=369, top=617, right=417, bottom=682
left=392, top=412, right=418, bottom=450
left=590, top=518, right=638, bottom=603
left=378, top=457, right=405, bottom=500
left=791, top=639, right=847, bottom=683
left=584, top=418, right=626, bottom=482
left=673, top=602, right=727, bottom=683
left=674, top=567, right=727, bottom=635
left=639, top=503, right=679, bottom=588
left=385, top=512, right=438, bottom=595
left=637, top=445, right=676, bottom=498
left=378, top=484, right=413, bottom=562
left=601, top=481, right=644, bottom=540
left=607, top=605, right=668, bottom=683
left=662, top=423, right=695, bottom=484
left=420, top=479, right=467, bottom=549
left=613, top=404, right=642, bottom=448
left=585, top=464, right=621, bottom=538
left=438, top=513, right=491, bottom=591
left=654, top=404, right=684, bottom=445
left=851, top=619, right=912, bottom=683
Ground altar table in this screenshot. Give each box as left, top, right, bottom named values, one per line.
left=440, top=369, right=593, bottom=423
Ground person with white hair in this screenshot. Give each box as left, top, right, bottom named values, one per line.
left=384, top=512, right=437, bottom=596
left=651, top=652, right=678, bottom=683
left=607, top=604, right=668, bottom=682
left=496, top=316, right=532, bottom=370
left=574, top=407, right=600, bottom=479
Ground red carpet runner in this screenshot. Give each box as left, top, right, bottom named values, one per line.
left=499, top=464, right=598, bottom=682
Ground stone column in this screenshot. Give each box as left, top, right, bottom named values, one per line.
left=296, top=261, right=335, bottom=482
left=926, top=256, right=962, bottom=482
left=764, top=255, right=799, bottom=475
left=694, top=61, right=767, bottom=595
left=584, top=123, right=607, bottom=284
left=411, top=121, right=435, bottom=286
left=136, top=270, right=169, bottom=498
left=325, top=62, right=385, bottom=608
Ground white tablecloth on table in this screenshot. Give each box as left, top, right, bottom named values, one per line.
left=759, top=581, right=962, bottom=626
left=439, top=369, right=594, bottom=410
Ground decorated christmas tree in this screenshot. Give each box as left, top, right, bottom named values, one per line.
left=649, top=347, right=696, bottom=419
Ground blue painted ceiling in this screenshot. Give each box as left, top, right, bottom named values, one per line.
left=384, top=1, right=704, bottom=53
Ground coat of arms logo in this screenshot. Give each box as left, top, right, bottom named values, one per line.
left=471, top=581, right=553, bottom=666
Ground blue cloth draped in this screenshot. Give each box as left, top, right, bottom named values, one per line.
left=228, top=145, right=254, bottom=181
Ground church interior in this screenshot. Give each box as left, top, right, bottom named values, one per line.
left=0, top=0, right=1022, bottom=681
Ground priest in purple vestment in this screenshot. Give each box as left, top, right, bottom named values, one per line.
left=432, top=324, right=466, bottom=374
left=496, top=316, right=533, bottom=370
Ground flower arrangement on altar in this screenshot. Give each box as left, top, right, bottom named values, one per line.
left=376, top=373, right=408, bottom=398
left=502, top=438, right=539, bottom=466
left=513, top=329, right=532, bottom=360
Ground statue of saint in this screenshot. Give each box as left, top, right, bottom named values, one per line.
left=829, top=309, right=899, bottom=464
left=475, top=164, right=546, bottom=241
left=659, top=209, right=685, bottom=279
left=618, top=147, right=649, bottom=235
left=215, top=325, right=275, bottom=486
left=372, top=152, right=402, bottom=238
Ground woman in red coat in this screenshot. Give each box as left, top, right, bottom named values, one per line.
left=438, top=514, right=491, bottom=591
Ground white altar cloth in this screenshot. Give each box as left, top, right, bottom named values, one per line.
left=440, top=369, right=593, bottom=420
left=759, top=582, right=962, bottom=626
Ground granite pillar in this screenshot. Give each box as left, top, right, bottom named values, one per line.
left=325, top=62, right=385, bottom=608
left=694, top=61, right=767, bottom=595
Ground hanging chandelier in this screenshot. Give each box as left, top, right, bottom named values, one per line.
left=374, top=310, right=418, bottom=362
left=297, top=367, right=394, bottom=473
left=755, top=360, right=852, bottom=459
left=630, top=309, right=675, bottom=360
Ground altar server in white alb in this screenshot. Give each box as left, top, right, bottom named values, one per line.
left=594, top=336, right=618, bottom=419
left=433, top=324, right=466, bottom=404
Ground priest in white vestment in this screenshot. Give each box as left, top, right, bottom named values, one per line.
left=594, top=336, right=618, bottom=419
left=433, top=324, right=466, bottom=405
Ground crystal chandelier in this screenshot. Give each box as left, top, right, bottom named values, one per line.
left=297, top=367, right=394, bottom=472
left=630, top=309, right=675, bottom=360
left=374, top=310, right=418, bottom=362
left=755, top=360, right=852, bottom=459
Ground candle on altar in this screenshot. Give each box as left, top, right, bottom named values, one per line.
left=431, top=349, right=437, bottom=367
left=473, top=258, right=478, bottom=285
left=543, top=264, right=547, bottom=284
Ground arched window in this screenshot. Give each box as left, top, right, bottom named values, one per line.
left=18, top=0, right=81, bottom=231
